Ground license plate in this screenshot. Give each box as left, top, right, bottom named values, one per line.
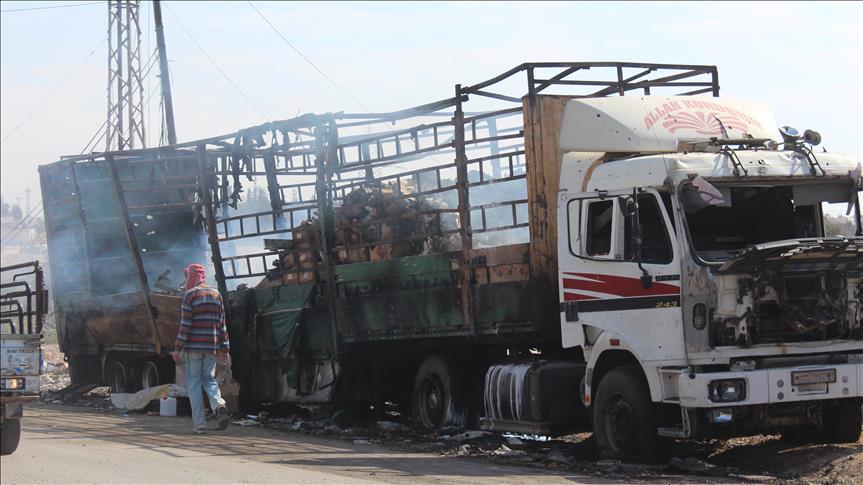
left=792, top=369, right=836, bottom=385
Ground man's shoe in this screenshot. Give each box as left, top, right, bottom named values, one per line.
left=193, top=427, right=207, bottom=434
left=216, top=406, right=230, bottom=430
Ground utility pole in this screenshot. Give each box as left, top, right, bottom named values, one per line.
left=153, top=0, right=177, bottom=145
left=106, top=0, right=146, bottom=151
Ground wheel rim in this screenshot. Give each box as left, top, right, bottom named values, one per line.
left=604, top=394, right=637, bottom=452
left=141, top=361, right=161, bottom=389
left=109, top=362, right=128, bottom=393
left=417, top=375, right=446, bottom=428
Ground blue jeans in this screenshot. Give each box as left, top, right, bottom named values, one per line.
left=184, top=352, right=225, bottom=429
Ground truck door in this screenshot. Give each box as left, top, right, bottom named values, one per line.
left=559, top=188, right=685, bottom=362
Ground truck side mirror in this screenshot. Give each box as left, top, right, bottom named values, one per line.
left=626, top=190, right=653, bottom=288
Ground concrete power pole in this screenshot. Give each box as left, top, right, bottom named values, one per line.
left=153, top=0, right=177, bottom=145
left=106, top=0, right=146, bottom=151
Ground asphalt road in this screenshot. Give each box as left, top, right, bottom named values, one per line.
left=1, top=403, right=616, bottom=484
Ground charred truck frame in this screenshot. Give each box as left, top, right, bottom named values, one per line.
left=40, top=62, right=862, bottom=458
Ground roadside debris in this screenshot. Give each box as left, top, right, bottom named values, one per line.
left=670, top=456, right=729, bottom=477
left=110, top=384, right=187, bottom=411
left=38, top=342, right=861, bottom=482
left=233, top=419, right=259, bottom=427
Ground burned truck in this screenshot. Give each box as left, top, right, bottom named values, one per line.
left=40, top=62, right=862, bottom=457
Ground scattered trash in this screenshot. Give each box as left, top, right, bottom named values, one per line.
left=326, top=408, right=356, bottom=428
left=232, top=419, right=259, bottom=427
left=110, top=384, right=186, bottom=411
left=545, top=449, right=574, bottom=466
left=504, top=436, right=524, bottom=446
left=670, top=456, right=729, bottom=477
left=453, top=430, right=492, bottom=441
left=456, top=444, right=471, bottom=457
left=376, top=421, right=408, bottom=432
left=492, top=444, right=525, bottom=457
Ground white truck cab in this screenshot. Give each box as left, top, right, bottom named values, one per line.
left=1, top=262, right=46, bottom=455
left=556, top=96, right=862, bottom=454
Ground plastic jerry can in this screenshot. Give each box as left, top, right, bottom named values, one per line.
left=160, top=396, right=177, bottom=417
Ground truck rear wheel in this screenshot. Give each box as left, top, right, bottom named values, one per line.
left=108, top=360, right=134, bottom=393
left=0, top=418, right=22, bottom=455
left=822, top=399, right=862, bottom=443
left=592, top=365, right=662, bottom=459
left=412, top=354, right=467, bottom=430
left=140, top=360, right=162, bottom=389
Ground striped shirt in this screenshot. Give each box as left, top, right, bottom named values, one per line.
left=174, top=286, right=229, bottom=354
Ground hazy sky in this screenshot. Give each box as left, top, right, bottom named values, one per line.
left=1, top=1, right=861, bottom=211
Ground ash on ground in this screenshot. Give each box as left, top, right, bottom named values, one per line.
left=39, top=342, right=860, bottom=484
left=40, top=344, right=112, bottom=410
left=232, top=403, right=862, bottom=484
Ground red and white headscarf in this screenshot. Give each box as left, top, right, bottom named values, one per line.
left=183, top=263, right=206, bottom=291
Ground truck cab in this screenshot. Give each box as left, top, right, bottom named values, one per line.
left=557, top=96, right=862, bottom=456
left=1, top=261, right=47, bottom=455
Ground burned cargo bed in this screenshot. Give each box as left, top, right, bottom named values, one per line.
left=228, top=244, right=556, bottom=405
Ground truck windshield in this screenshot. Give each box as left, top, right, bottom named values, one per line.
left=682, top=183, right=860, bottom=263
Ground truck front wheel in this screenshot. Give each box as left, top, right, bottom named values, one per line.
left=592, top=366, right=662, bottom=459
left=412, top=354, right=467, bottom=430
left=0, top=418, right=22, bottom=455
left=822, top=398, right=862, bottom=443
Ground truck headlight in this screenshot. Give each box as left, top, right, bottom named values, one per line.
left=1, top=378, right=25, bottom=390
left=708, top=379, right=746, bottom=402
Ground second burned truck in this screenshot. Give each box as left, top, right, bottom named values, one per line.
left=41, top=62, right=862, bottom=458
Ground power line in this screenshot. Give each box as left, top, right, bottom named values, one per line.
left=1, top=35, right=107, bottom=145
left=163, top=2, right=269, bottom=122
left=247, top=1, right=372, bottom=113
left=1, top=201, right=42, bottom=244
left=0, top=1, right=102, bottom=13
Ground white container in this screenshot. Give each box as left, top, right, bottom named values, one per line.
left=159, top=397, right=177, bottom=417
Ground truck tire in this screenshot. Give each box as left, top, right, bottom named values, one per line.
left=108, top=360, right=134, bottom=393
left=0, top=419, right=22, bottom=455
left=822, top=399, right=862, bottom=443
left=592, top=365, right=663, bottom=459
left=140, top=360, right=162, bottom=389
left=412, top=354, right=467, bottom=430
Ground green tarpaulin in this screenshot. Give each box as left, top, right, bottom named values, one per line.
left=252, top=284, right=316, bottom=388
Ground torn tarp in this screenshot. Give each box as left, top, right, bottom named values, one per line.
left=252, top=284, right=316, bottom=388
left=110, top=384, right=187, bottom=411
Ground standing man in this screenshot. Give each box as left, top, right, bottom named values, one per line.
left=171, top=263, right=231, bottom=434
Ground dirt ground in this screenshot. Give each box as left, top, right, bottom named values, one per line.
left=38, top=344, right=862, bottom=484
